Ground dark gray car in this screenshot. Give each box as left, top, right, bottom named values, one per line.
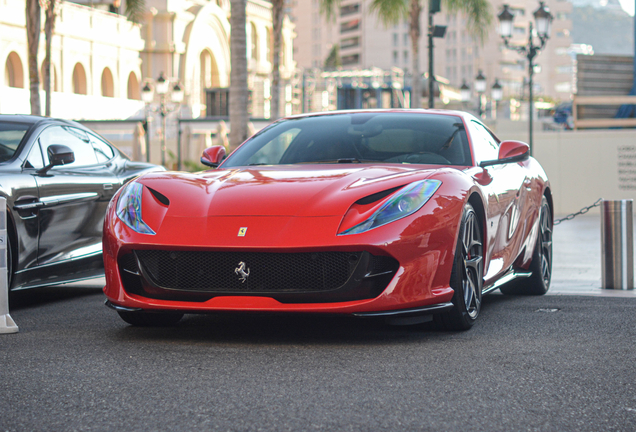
left=0, top=115, right=163, bottom=290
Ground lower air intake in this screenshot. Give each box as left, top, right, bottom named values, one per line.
left=134, top=250, right=360, bottom=293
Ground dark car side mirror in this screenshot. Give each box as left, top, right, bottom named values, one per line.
left=37, top=145, right=75, bottom=176
left=479, top=140, right=529, bottom=168
left=201, top=146, right=226, bottom=168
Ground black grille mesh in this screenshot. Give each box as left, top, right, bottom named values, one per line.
left=370, top=255, right=398, bottom=275
left=134, top=250, right=361, bottom=293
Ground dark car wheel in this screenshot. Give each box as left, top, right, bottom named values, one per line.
left=501, top=196, right=552, bottom=296
left=436, top=203, right=484, bottom=331
left=117, top=310, right=184, bottom=327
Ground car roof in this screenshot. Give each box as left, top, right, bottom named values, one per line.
left=0, top=114, right=79, bottom=128
left=280, top=108, right=475, bottom=122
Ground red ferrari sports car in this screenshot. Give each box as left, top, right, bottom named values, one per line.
left=103, top=109, right=553, bottom=330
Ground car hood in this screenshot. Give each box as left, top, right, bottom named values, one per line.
left=137, top=165, right=450, bottom=218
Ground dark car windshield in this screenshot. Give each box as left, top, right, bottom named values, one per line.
left=0, top=122, right=31, bottom=162
left=222, top=112, right=471, bottom=167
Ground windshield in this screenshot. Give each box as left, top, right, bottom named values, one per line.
left=222, top=112, right=471, bottom=168
left=0, top=121, right=31, bottom=162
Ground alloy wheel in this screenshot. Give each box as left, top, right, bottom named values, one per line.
left=538, top=201, right=553, bottom=287
left=462, top=211, right=483, bottom=319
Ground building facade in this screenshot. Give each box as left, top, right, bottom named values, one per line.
left=435, top=0, right=574, bottom=107
left=140, top=0, right=295, bottom=119
left=1, top=0, right=145, bottom=119
left=1, top=0, right=296, bottom=120
left=291, top=0, right=426, bottom=72
left=291, top=0, right=574, bottom=110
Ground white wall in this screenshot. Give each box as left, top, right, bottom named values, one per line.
left=492, top=120, right=636, bottom=216
left=0, top=87, right=144, bottom=120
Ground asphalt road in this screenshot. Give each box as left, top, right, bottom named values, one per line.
left=2, top=287, right=636, bottom=431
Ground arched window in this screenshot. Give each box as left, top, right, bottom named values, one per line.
left=267, top=27, right=273, bottom=64
left=127, top=72, right=140, bottom=100
left=200, top=49, right=220, bottom=104
left=282, top=40, right=287, bottom=69
left=250, top=23, right=259, bottom=61
left=101, top=67, right=114, bottom=97
left=5, top=52, right=24, bottom=88
left=72, top=63, right=87, bottom=95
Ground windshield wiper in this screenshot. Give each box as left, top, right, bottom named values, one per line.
left=296, top=158, right=378, bottom=164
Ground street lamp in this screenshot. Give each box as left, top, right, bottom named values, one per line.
left=498, top=1, right=553, bottom=154
left=141, top=72, right=184, bottom=168
left=460, top=81, right=471, bottom=105
left=475, top=70, right=486, bottom=118
left=491, top=78, right=503, bottom=119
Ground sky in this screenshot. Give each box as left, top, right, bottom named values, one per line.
left=618, top=0, right=635, bottom=15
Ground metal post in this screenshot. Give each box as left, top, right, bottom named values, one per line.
left=0, top=197, right=18, bottom=334
left=478, top=95, right=483, bottom=118
left=601, top=199, right=634, bottom=290
left=527, top=22, right=535, bottom=156
left=428, top=10, right=434, bottom=109
left=143, top=117, right=151, bottom=163
left=177, top=119, right=182, bottom=171
left=160, top=108, right=167, bottom=167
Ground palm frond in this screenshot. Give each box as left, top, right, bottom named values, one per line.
left=444, top=0, right=493, bottom=43
left=319, top=0, right=341, bottom=22
left=125, top=0, right=146, bottom=24
left=370, top=0, right=410, bottom=27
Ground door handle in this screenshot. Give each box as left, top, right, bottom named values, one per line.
left=14, top=201, right=44, bottom=210
left=103, top=184, right=114, bottom=190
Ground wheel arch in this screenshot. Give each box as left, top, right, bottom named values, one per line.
left=467, top=191, right=487, bottom=255
left=543, top=186, right=554, bottom=223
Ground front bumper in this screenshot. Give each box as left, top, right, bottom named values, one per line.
left=102, top=197, right=461, bottom=315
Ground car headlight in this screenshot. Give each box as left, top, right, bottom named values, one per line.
left=339, top=179, right=441, bottom=235
left=116, top=181, right=155, bottom=235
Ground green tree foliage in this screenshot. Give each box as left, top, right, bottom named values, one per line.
left=324, top=44, right=342, bottom=70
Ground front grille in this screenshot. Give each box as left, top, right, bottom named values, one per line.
left=134, top=250, right=361, bottom=293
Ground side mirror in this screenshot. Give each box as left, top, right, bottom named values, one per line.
left=479, top=140, right=529, bottom=167
left=201, top=146, right=226, bottom=168
left=37, top=145, right=75, bottom=176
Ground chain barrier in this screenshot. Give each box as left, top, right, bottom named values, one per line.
left=553, top=198, right=603, bottom=226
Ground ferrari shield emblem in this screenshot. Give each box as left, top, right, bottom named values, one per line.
left=238, top=227, right=247, bottom=237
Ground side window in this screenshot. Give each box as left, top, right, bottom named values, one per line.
left=247, top=128, right=300, bottom=165
left=90, top=134, right=115, bottom=163
left=25, top=142, right=44, bottom=169
left=39, top=126, right=98, bottom=167
left=468, top=121, right=499, bottom=163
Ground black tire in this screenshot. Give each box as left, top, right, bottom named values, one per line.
left=117, top=310, right=184, bottom=327
left=435, top=203, right=484, bottom=331
left=500, top=196, right=552, bottom=296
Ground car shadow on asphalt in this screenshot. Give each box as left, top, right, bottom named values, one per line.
left=9, top=286, right=103, bottom=310
left=109, top=293, right=523, bottom=346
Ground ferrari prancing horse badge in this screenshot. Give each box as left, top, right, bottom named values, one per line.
left=238, top=227, right=247, bottom=237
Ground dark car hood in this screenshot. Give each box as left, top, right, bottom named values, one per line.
left=137, top=165, right=446, bottom=217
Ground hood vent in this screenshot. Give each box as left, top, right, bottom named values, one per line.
left=147, top=187, right=170, bottom=206
left=355, top=185, right=403, bottom=206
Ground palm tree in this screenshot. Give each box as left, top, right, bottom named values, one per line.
left=270, top=0, right=284, bottom=120
left=229, top=0, right=249, bottom=150
left=25, top=0, right=41, bottom=116
left=42, top=0, right=58, bottom=117
left=321, top=0, right=492, bottom=108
